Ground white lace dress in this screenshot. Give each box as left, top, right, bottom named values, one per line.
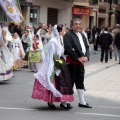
left=0, top=36, right=14, bottom=81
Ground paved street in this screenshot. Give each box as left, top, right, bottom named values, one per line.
left=0, top=45, right=120, bottom=120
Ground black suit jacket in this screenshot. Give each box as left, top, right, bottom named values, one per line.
left=63, top=30, right=89, bottom=60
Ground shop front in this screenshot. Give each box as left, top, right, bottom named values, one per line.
left=72, top=6, right=91, bottom=29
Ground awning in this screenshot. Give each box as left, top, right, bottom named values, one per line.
left=72, top=7, right=90, bottom=16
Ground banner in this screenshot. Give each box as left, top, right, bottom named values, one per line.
left=72, top=7, right=90, bottom=16
left=0, top=0, right=21, bottom=23
left=15, top=0, right=24, bottom=21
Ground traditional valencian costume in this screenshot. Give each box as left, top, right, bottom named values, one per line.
left=12, top=33, right=25, bottom=70
left=0, top=26, right=14, bottom=81
left=21, top=31, right=31, bottom=68
left=28, top=35, right=44, bottom=72
left=32, top=25, right=73, bottom=109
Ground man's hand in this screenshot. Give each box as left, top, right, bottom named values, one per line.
left=78, top=57, right=88, bottom=65
left=83, top=57, right=88, bottom=62
left=78, top=57, right=84, bottom=65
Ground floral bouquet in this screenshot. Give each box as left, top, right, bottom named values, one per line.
left=50, top=55, right=66, bottom=81
left=33, top=42, right=40, bottom=50
left=53, top=55, right=66, bottom=70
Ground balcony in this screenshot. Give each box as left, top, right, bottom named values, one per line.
left=19, top=0, right=33, bottom=6
left=59, top=0, right=72, bottom=2
left=73, top=0, right=89, bottom=2
left=90, top=0, right=118, bottom=5
left=73, top=0, right=90, bottom=6
left=61, top=0, right=72, bottom=1
left=90, top=0, right=117, bottom=9
left=104, top=0, right=118, bottom=4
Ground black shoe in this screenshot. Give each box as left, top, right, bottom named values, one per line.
left=67, top=103, right=73, bottom=109
left=78, top=103, right=92, bottom=108
left=60, top=103, right=69, bottom=110
left=47, top=102, right=56, bottom=109
left=105, top=61, right=108, bottom=63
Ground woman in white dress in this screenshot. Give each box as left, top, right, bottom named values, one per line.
left=12, top=33, right=25, bottom=70
left=0, top=26, right=14, bottom=81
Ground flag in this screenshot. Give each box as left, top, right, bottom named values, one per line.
left=0, top=0, right=21, bottom=23
left=15, top=0, right=24, bottom=21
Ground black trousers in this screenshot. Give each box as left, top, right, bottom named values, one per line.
left=101, top=46, right=109, bottom=62
left=94, top=40, right=99, bottom=51
left=67, top=64, right=85, bottom=89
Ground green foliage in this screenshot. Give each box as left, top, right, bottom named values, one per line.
left=53, top=55, right=66, bottom=71
left=106, top=9, right=117, bottom=15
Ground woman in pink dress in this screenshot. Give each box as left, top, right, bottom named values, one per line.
left=32, top=24, right=74, bottom=110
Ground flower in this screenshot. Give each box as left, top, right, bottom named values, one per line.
left=37, top=44, right=40, bottom=48
left=56, top=60, right=63, bottom=64
left=53, top=55, right=66, bottom=70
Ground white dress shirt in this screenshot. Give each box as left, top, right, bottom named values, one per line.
left=76, top=32, right=86, bottom=55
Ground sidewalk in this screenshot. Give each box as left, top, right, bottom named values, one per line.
left=84, top=53, right=120, bottom=102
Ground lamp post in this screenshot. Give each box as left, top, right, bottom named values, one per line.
left=108, top=0, right=112, bottom=27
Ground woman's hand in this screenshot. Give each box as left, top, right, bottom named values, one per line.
left=0, top=42, right=2, bottom=47
left=32, top=50, right=36, bottom=53
left=2, top=30, right=6, bottom=37
left=2, top=30, right=7, bottom=43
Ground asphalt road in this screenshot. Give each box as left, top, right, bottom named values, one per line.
left=0, top=47, right=120, bottom=120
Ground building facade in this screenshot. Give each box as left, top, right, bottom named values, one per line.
left=0, top=0, right=72, bottom=27
left=20, top=0, right=72, bottom=27
left=116, top=0, right=120, bottom=24
left=72, top=0, right=118, bottom=29
left=0, top=0, right=119, bottom=29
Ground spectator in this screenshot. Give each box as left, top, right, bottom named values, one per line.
left=99, top=27, right=113, bottom=63
left=115, top=31, right=120, bottom=64
left=112, top=24, right=120, bottom=61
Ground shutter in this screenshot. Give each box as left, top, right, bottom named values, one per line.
left=47, top=8, right=58, bottom=26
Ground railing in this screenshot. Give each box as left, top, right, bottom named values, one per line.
left=73, top=0, right=89, bottom=3
left=90, top=0, right=118, bottom=5
left=102, top=0, right=118, bottom=4
left=60, top=0, right=73, bottom=2
left=90, top=0, right=98, bottom=4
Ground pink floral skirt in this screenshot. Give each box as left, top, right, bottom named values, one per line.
left=31, top=79, right=74, bottom=102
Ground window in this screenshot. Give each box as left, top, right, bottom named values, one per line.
left=30, top=6, right=40, bottom=26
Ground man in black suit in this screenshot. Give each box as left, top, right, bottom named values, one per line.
left=63, top=18, right=92, bottom=108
